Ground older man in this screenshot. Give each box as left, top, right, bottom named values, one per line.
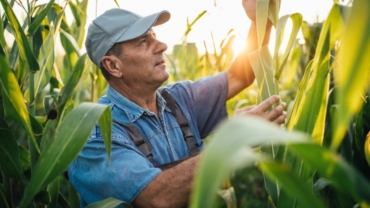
left=68, top=0, right=285, bottom=207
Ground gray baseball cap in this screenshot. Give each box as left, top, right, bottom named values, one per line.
left=85, top=8, right=171, bottom=67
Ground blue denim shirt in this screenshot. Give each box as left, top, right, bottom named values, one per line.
left=68, top=72, right=228, bottom=206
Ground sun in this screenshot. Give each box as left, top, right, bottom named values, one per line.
left=232, top=36, right=246, bottom=57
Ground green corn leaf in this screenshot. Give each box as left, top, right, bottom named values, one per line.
left=191, top=146, right=265, bottom=208
left=248, top=45, right=278, bottom=104
left=290, top=143, right=370, bottom=203
left=259, top=162, right=326, bottom=208
left=0, top=128, right=22, bottom=180
left=46, top=177, right=60, bottom=208
left=273, top=13, right=303, bottom=80
left=40, top=120, right=58, bottom=153
left=256, top=0, right=270, bottom=49
left=60, top=29, right=81, bottom=57
left=85, top=197, right=133, bottom=208
left=287, top=4, right=345, bottom=143
left=286, top=60, right=313, bottom=127
left=68, top=1, right=83, bottom=27
left=0, top=118, right=9, bottom=129
left=218, top=32, right=235, bottom=71
left=58, top=54, right=87, bottom=109
left=263, top=176, right=279, bottom=205
left=28, top=0, right=55, bottom=36
left=276, top=149, right=315, bottom=207
left=8, top=39, right=19, bottom=71
left=29, top=113, right=43, bottom=136
left=0, top=0, right=39, bottom=72
left=58, top=98, right=74, bottom=124
left=31, top=16, right=45, bottom=62
left=33, top=190, right=51, bottom=206
left=0, top=10, right=7, bottom=52
left=0, top=189, right=9, bottom=208
left=112, top=0, right=120, bottom=8
left=19, top=102, right=111, bottom=208
left=332, top=0, right=370, bottom=150
left=284, top=43, right=302, bottom=86
left=365, top=132, right=370, bottom=167
left=0, top=47, right=39, bottom=153
left=354, top=94, right=370, bottom=161
left=68, top=0, right=88, bottom=47
left=46, top=3, right=63, bottom=25
left=184, top=10, right=207, bottom=37
left=189, top=116, right=308, bottom=208
left=95, top=64, right=109, bottom=100
left=59, top=28, right=80, bottom=77
left=34, top=30, right=54, bottom=97
left=268, top=0, right=280, bottom=26
left=18, top=145, right=30, bottom=172
left=281, top=7, right=345, bottom=207
left=99, top=106, right=112, bottom=163
left=68, top=182, right=80, bottom=208
left=260, top=142, right=285, bottom=205
left=51, top=4, right=66, bottom=43
left=43, top=95, right=56, bottom=117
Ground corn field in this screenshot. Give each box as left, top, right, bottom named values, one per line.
left=0, top=0, right=369, bottom=207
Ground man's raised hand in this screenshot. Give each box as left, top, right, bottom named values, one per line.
left=234, top=95, right=287, bottom=125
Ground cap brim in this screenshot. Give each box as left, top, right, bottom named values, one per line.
left=117, top=10, right=170, bottom=42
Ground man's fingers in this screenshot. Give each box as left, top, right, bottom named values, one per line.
left=254, top=95, right=280, bottom=113
left=272, top=111, right=287, bottom=125
left=266, top=102, right=286, bottom=121
left=233, top=96, right=287, bottom=124
left=234, top=105, right=256, bottom=117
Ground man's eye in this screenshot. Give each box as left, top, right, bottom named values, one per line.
left=140, top=39, right=147, bottom=44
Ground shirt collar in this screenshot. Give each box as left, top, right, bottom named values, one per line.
left=106, top=86, right=169, bottom=122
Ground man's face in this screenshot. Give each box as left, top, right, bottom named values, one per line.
left=117, top=29, right=169, bottom=89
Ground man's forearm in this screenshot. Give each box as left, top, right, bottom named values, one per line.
left=226, top=22, right=272, bottom=99
left=132, top=155, right=200, bottom=208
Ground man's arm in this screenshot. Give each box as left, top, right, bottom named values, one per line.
left=132, top=155, right=199, bottom=208
left=226, top=22, right=272, bottom=99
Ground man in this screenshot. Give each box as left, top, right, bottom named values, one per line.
left=68, top=0, right=286, bottom=207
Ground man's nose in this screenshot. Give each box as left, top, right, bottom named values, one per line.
left=155, top=40, right=168, bottom=53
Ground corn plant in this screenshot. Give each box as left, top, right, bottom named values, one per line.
left=166, top=10, right=236, bottom=83
left=189, top=0, right=370, bottom=207
left=0, top=1, right=112, bottom=207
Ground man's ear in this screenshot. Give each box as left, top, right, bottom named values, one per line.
left=101, top=55, right=123, bottom=78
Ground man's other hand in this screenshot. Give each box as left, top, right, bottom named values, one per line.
left=234, top=95, right=287, bottom=125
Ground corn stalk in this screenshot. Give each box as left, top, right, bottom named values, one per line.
left=190, top=0, right=370, bottom=207
left=0, top=1, right=113, bottom=207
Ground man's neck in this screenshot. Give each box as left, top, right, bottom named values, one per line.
left=110, top=81, right=159, bottom=116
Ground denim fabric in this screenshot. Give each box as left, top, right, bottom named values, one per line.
left=68, top=72, right=228, bottom=206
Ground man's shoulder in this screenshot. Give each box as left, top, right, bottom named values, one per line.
left=160, top=81, right=194, bottom=103
left=161, top=80, right=193, bottom=91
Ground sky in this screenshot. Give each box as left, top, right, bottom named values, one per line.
left=82, top=0, right=336, bottom=54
